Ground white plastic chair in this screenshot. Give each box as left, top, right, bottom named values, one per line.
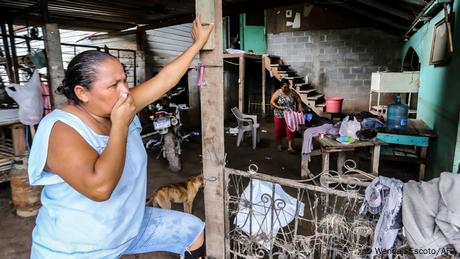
left=231, top=107, right=260, bottom=150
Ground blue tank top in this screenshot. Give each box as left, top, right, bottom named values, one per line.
left=28, top=109, right=147, bottom=253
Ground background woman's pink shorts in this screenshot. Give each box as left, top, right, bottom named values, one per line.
left=274, top=117, right=293, bottom=140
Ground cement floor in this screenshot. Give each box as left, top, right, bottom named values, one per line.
left=0, top=120, right=419, bottom=258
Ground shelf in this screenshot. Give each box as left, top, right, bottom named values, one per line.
left=371, top=72, right=420, bottom=93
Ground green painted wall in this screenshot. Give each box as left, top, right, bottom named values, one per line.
left=403, top=2, right=460, bottom=177
left=454, top=115, right=460, bottom=173
left=240, top=13, right=267, bottom=54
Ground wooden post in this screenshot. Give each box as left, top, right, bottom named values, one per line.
left=261, top=54, right=267, bottom=117
left=42, top=24, right=67, bottom=109
left=196, top=0, right=225, bottom=258
left=11, top=124, right=26, bottom=156
left=238, top=56, right=245, bottom=112
left=7, top=21, right=20, bottom=84
left=0, top=23, right=14, bottom=83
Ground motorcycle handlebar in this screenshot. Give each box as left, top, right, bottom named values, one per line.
left=164, top=87, right=185, bottom=99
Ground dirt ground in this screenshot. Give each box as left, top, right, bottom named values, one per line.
left=0, top=119, right=419, bottom=258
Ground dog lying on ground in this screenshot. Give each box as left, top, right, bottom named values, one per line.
left=146, top=174, right=203, bottom=214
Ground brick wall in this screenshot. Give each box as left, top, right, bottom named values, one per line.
left=267, top=28, right=403, bottom=112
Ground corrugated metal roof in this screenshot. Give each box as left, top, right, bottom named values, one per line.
left=0, top=0, right=429, bottom=34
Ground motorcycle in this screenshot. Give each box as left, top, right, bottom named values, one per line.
left=143, top=87, right=189, bottom=172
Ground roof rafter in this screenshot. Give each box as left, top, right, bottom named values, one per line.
left=355, top=0, right=414, bottom=20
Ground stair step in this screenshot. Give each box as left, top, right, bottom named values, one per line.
left=283, top=76, right=303, bottom=80
left=279, top=70, right=296, bottom=73
left=307, top=94, right=324, bottom=101
left=298, top=89, right=316, bottom=94
left=268, top=55, right=281, bottom=59
left=295, top=83, right=310, bottom=87
left=315, top=103, right=326, bottom=107
left=270, top=64, right=290, bottom=67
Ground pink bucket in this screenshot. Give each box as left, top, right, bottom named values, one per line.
left=325, top=96, right=344, bottom=113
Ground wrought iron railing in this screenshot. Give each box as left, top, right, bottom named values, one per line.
left=224, top=164, right=379, bottom=259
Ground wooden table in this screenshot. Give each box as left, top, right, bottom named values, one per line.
left=0, top=110, right=27, bottom=183
left=301, top=136, right=385, bottom=179
left=377, top=119, right=436, bottom=180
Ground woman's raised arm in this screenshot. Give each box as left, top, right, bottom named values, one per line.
left=130, top=15, right=213, bottom=112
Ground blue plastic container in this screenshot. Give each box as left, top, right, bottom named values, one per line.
left=387, top=96, right=409, bottom=130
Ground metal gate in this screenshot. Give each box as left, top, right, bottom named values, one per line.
left=223, top=165, right=395, bottom=259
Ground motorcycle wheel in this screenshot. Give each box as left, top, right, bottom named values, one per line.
left=163, top=133, right=181, bottom=172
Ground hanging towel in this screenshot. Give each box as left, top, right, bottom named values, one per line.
left=301, top=124, right=334, bottom=160
left=283, top=109, right=304, bottom=132
left=360, top=176, right=404, bottom=259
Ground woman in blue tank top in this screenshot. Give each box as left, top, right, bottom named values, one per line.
left=28, top=15, right=212, bottom=259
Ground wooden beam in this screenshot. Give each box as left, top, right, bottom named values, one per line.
left=197, top=0, right=225, bottom=258
left=355, top=0, right=414, bottom=20
left=135, top=14, right=195, bottom=32
left=13, top=14, right=135, bottom=32
left=337, top=3, right=407, bottom=31
left=10, top=124, right=26, bottom=156
left=223, top=0, right=311, bottom=16
left=42, top=24, right=67, bottom=109
left=238, top=56, right=245, bottom=112
left=0, top=23, right=15, bottom=83
left=7, top=21, right=20, bottom=84
left=261, top=54, right=267, bottom=118
left=399, top=0, right=428, bottom=6
left=196, top=1, right=215, bottom=50
left=84, top=14, right=195, bottom=40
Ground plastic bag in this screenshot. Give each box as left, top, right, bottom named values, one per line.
left=339, top=116, right=361, bottom=140
left=5, top=71, right=44, bottom=125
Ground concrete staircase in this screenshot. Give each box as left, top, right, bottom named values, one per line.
left=263, top=56, right=330, bottom=118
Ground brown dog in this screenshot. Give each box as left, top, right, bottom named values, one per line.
left=146, top=174, right=203, bottom=213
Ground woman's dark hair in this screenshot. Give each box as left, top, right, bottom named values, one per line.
left=280, top=78, right=290, bottom=87
left=57, top=50, right=117, bottom=104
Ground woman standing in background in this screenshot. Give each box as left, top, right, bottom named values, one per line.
left=270, top=79, right=302, bottom=153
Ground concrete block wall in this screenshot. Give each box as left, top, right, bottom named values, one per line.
left=267, top=28, right=403, bottom=112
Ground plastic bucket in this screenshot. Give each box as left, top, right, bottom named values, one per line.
left=325, top=96, right=344, bottom=113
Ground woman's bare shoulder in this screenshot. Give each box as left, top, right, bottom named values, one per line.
left=45, top=120, right=97, bottom=172
left=272, top=89, right=281, bottom=96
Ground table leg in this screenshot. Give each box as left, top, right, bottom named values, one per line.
left=337, top=152, right=346, bottom=174
left=322, top=152, right=330, bottom=172
left=301, top=155, right=310, bottom=179
left=419, top=147, right=427, bottom=181
left=371, top=145, right=380, bottom=175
